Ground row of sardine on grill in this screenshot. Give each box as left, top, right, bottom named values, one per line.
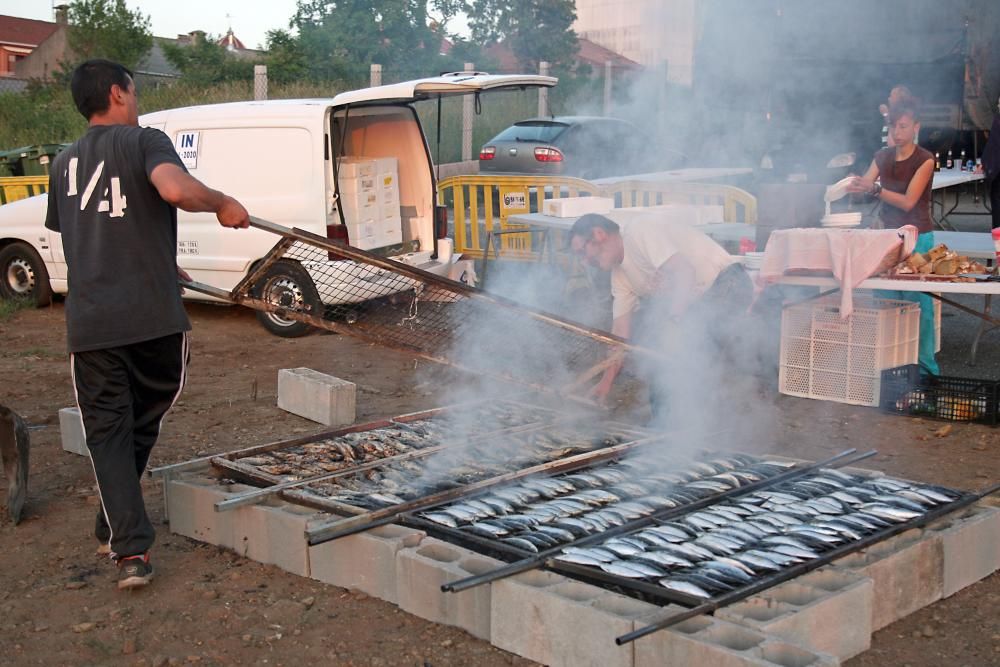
left=301, top=427, right=629, bottom=508
left=230, top=402, right=558, bottom=479
left=419, top=453, right=786, bottom=538
left=556, top=470, right=958, bottom=599
left=418, top=457, right=959, bottom=599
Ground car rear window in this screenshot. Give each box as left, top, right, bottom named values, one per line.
left=493, top=122, right=569, bottom=143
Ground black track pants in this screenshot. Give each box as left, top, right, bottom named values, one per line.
left=71, top=333, right=188, bottom=558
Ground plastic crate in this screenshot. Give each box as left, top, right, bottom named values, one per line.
left=779, top=297, right=920, bottom=406
left=879, top=364, right=998, bottom=426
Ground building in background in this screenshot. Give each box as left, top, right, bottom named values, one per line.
left=573, top=0, right=697, bottom=85
left=0, top=14, right=62, bottom=77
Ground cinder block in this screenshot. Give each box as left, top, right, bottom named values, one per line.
left=395, top=537, right=502, bottom=640
left=491, top=569, right=651, bottom=667
left=166, top=474, right=256, bottom=549
left=634, top=610, right=839, bottom=667
left=277, top=368, right=356, bottom=426
left=928, top=498, right=1000, bottom=598
left=309, top=523, right=424, bottom=603
left=58, top=407, right=88, bottom=456
left=832, top=528, right=943, bottom=631
left=718, top=567, right=872, bottom=660
left=230, top=499, right=326, bottom=578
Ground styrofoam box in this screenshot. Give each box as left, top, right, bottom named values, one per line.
left=779, top=297, right=920, bottom=407
left=381, top=219, right=403, bottom=246
left=338, top=157, right=376, bottom=179
left=339, top=189, right=378, bottom=222
left=347, top=221, right=380, bottom=250
left=338, top=175, right=377, bottom=193
left=542, top=196, right=614, bottom=218
left=379, top=199, right=401, bottom=220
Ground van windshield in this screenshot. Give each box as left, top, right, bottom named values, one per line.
left=494, top=122, right=569, bottom=143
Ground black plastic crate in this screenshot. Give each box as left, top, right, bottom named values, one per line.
left=879, top=365, right=999, bottom=426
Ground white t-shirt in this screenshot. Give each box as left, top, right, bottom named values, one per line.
left=611, top=216, right=738, bottom=319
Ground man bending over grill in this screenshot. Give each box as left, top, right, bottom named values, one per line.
left=568, top=213, right=755, bottom=423
left=45, top=59, right=250, bottom=590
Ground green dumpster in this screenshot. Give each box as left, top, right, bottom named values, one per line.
left=16, top=143, right=69, bottom=176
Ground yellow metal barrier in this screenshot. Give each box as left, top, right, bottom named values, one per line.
left=0, top=176, right=49, bottom=205
left=439, top=174, right=758, bottom=261
left=438, top=174, right=601, bottom=260
left=600, top=181, right=758, bottom=224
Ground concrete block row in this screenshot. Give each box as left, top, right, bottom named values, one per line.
left=832, top=528, right=942, bottom=631
left=718, top=567, right=872, bottom=661
left=633, top=608, right=839, bottom=667
left=165, top=472, right=326, bottom=578
left=927, top=496, right=1000, bottom=598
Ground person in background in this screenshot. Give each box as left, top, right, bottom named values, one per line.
left=848, top=101, right=938, bottom=374
left=567, top=213, right=754, bottom=421
left=45, top=59, right=250, bottom=590
left=879, top=85, right=917, bottom=149
left=981, top=96, right=1000, bottom=230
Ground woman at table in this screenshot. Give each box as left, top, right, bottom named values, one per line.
left=847, top=101, right=939, bottom=375
left=982, top=96, right=1000, bottom=230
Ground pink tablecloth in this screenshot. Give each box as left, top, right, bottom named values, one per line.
left=758, top=226, right=919, bottom=316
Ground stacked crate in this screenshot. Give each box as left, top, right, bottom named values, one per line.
left=779, top=297, right=920, bottom=407
left=337, top=158, right=380, bottom=250
left=337, top=157, right=402, bottom=250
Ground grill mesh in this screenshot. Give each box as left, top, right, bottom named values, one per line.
left=218, top=220, right=646, bottom=395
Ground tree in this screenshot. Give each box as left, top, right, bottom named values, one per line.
left=162, top=35, right=254, bottom=86
left=290, top=0, right=456, bottom=82
left=64, top=0, right=153, bottom=71
left=264, top=30, right=310, bottom=84
left=465, top=0, right=578, bottom=71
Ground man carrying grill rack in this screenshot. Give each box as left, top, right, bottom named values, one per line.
left=45, top=59, right=250, bottom=590
left=567, top=213, right=757, bottom=424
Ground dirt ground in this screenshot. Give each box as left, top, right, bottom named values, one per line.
left=1, top=299, right=998, bottom=667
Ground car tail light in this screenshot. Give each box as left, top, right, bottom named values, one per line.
left=479, top=146, right=496, bottom=160
left=435, top=205, right=449, bottom=239
left=534, top=146, right=563, bottom=162
left=326, top=223, right=349, bottom=260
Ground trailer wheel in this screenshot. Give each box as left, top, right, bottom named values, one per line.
left=251, top=260, right=321, bottom=338
left=0, top=242, right=53, bottom=307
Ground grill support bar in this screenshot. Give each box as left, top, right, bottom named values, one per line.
left=615, top=481, right=1000, bottom=646
left=441, top=448, right=872, bottom=594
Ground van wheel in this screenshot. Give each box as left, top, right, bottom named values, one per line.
left=251, top=260, right=321, bottom=338
left=0, top=242, right=52, bottom=307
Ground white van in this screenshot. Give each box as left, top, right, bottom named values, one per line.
left=0, top=73, right=555, bottom=336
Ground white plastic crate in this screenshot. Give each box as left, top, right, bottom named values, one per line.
left=779, top=297, right=920, bottom=406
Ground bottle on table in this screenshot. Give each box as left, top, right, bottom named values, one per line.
left=935, top=152, right=941, bottom=172
left=946, top=150, right=953, bottom=170
left=960, top=150, right=967, bottom=171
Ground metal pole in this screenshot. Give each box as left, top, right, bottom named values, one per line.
left=253, top=65, right=268, bottom=101
left=442, top=449, right=872, bottom=594
left=462, top=62, right=475, bottom=162
left=616, top=481, right=1000, bottom=645
left=370, top=63, right=382, bottom=87
left=603, top=60, right=613, bottom=115
left=538, top=61, right=550, bottom=117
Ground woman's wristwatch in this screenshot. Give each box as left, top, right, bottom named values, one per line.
left=869, top=182, right=883, bottom=197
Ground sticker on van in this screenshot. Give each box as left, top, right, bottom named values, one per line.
left=175, top=132, right=200, bottom=169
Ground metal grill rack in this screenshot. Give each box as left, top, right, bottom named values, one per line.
left=183, top=218, right=653, bottom=398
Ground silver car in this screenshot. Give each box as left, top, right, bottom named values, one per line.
left=479, top=116, right=681, bottom=179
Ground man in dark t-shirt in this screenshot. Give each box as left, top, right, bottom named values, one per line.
left=45, top=59, right=249, bottom=590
